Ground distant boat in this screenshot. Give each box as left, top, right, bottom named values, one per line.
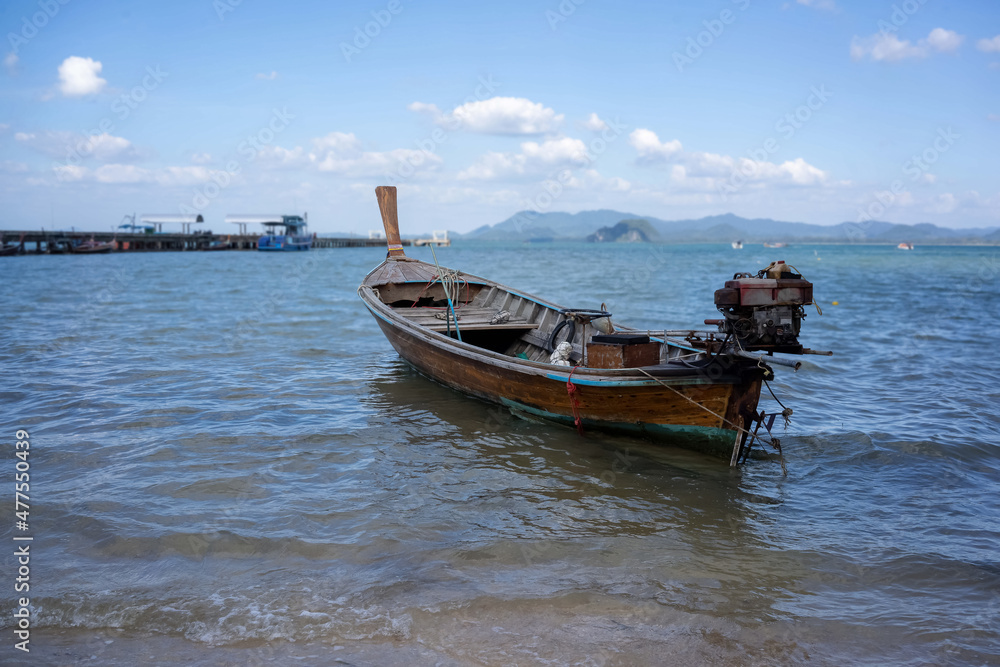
left=897, top=242, right=914, bottom=250
left=46, top=238, right=73, bottom=254
left=72, top=236, right=116, bottom=254
left=731, top=240, right=744, bottom=249
left=257, top=215, right=313, bottom=251
left=201, top=237, right=233, bottom=251
left=0, top=232, right=25, bottom=256
left=763, top=242, right=788, bottom=248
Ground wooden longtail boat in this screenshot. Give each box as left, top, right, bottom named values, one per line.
left=359, top=187, right=826, bottom=464
left=0, top=232, right=26, bottom=256
left=72, top=236, right=116, bottom=254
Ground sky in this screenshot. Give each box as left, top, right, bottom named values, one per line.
left=1, top=0, right=998, bottom=234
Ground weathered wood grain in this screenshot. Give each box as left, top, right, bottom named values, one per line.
left=375, top=186, right=406, bottom=258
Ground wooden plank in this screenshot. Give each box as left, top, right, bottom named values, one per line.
left=375, top=186, right=405, bottom=257
left=424, top=323, right=540, bottom=332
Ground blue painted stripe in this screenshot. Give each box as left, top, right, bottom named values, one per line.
left=362, top=301, right=395, bottom=327
left=544, top=373, right=714, bottom=387
left=500, top=398, right=737, bottom=453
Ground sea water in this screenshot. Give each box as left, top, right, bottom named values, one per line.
left=1, top=242, right=998, bottom=665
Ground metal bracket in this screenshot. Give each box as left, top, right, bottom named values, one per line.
left=737, top=410, right=778, bottom=465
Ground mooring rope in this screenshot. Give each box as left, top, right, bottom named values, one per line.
left=633, top=367, right=787, bottom=473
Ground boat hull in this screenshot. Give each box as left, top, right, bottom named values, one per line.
left=362, top=294, right=762, bottom=458
left=257, top=234, right=312, bottom=251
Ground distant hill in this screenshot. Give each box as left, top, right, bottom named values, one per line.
left=458, top=210, right=999, bottom=244
left=587, top=219, right=659, bottom=243
left=464, top=209, right=646, bottom=241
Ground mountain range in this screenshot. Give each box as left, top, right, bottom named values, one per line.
left=452, top=210, right=1000, bottom=244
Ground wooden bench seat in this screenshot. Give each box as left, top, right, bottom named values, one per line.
left=423, top=322, right=540, bottom=332
left=395, top=306, right=539, bottom=333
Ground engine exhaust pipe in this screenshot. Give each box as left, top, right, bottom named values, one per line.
left=730, top=349, right=802, bottom=371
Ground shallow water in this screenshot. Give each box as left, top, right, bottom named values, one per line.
left=2, top=242, right=999, bottom=665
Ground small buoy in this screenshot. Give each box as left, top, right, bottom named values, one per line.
left=832, top=301, right=839, bottom=305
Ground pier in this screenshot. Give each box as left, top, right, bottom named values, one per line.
left=0, top=231, right=412, bottom=253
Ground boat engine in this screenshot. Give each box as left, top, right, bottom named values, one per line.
left=712, top=261, right=814, bottom=354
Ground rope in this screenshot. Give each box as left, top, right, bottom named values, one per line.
left=410, top=272, right=470, bottom=309
left=428, top=244, right=462, bottom=342
left=634, top=368, right=787, bottom=473
left=764, top=379, right=794, bottom=429
left=634, top=369, right=754, bottom=439
left=566, top=366, right=584, bottom=435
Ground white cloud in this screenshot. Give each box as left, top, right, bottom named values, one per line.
left=93, top=164, right=152, bottom=184
left=978, top=36, right=1000, bottom=53
left=926, top=28, right=964, bottom=53
left=629, top=128, right=830, bottom=191
left=16, top=131, right=143, bottom=162
left=521, top=137, right=589, bottom=164
left=851, top=28, right=964, bottom=62
left=456, top=152, right=525, bottom=181
left=407, top=101, right=442, bottom=118
left=154, top=166, right=222, bottom=186
left=312, top=131, right=363, bottom=156
left=255, top=71, right=278, bottom=80
left=566, top=169, right=631, bottom=192
left=256, top=145, right=311, bottom=169
left=57, top=56, right=107, bottom=96
left=432, top=97, right=563, bottom=135
left=851, top=34, right=924, bottom=62
left=188, top=131, right=447, bottom=178
left=310, top=131, right=442, bottom=176
left=52, top=163, right=230, bottom=186
left=773, top=157, right=828, bottom=185
left=4, top=52, right=17, bottom=74
left=191, top=152, right=213, bottom=164
left=85, top=134, right=138, bottom=161
left=629, top=129, right=683, bottom=162
left=458, top=137, right=590, bottom=180
left=583, top=113, right=608, bottom=132
left=932, top=192, right=958, bottom=214
left=53, top=164, right=87, bottom=181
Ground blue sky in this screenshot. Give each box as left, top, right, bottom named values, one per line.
left=1, top=0, right=998, bottom=233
